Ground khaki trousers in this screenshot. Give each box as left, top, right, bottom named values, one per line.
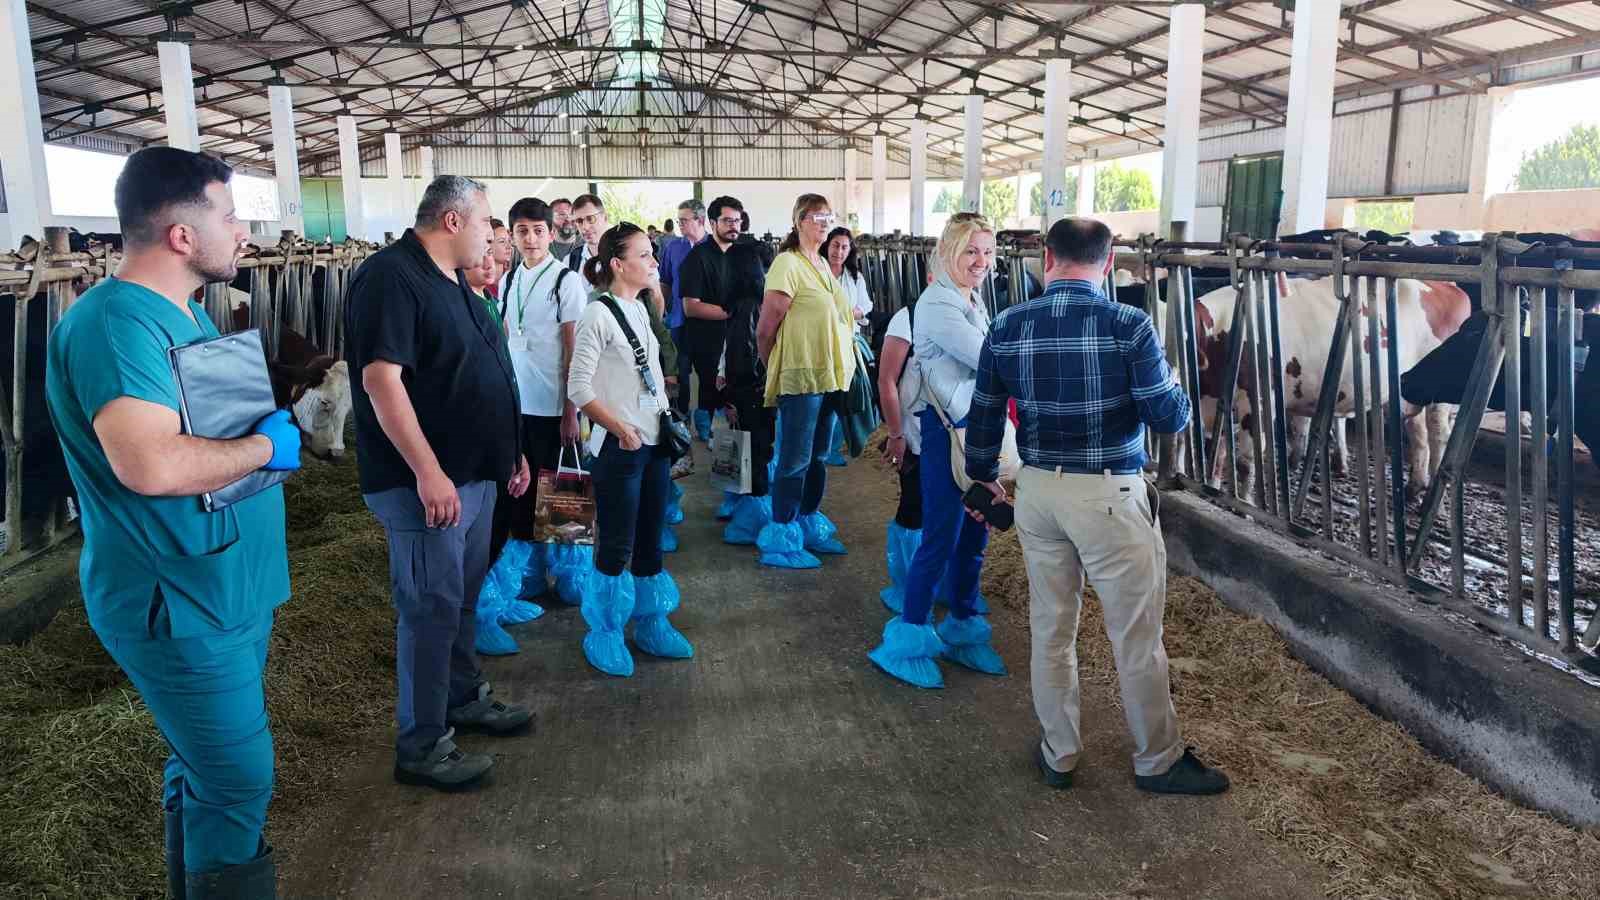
left=1014, top=466, right=1183, bottom=777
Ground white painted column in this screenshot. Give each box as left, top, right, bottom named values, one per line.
left=1160, top=3, right=1205, bottom=234
left=1278, top=0, right=1341, bottom=236
left=267, top=85, right=303, bottom=235
left=1469, top=85, right=1518, bottom=228
left=871, top=134, right=887, bottom=234
left=843, top=147, right=858, bottom=230
left=1041, top=57, right=1073, bottom=232
left=157, top=41, right=201, bottom=151
left=416, top=145, right=435, bottom=222
left=1076, top=160, right=1095, bottom=216
left=962, top=94, right=984, bottom=213
left=337, top=116, right=366, bottom=241
left=909, top=118, right=928, bottom=236
left=384, top=132, right=403, bottom=234
left=0, top=0, right=49, bottom=247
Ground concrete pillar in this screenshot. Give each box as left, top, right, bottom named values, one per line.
left=385, top=132, right=403, bottom=235
left=843, top=147, right=858, bottom=230
left=1041, top=57, right=1073, bottom=232
left=1160, top=4, right=1205, bottom=234
left=268, top=85, right=303, bottom=236
left=1278, top=0, right=1341, bottom=236
left=1076, top=160, right=1095, bottom=216
left=157, top=41, right=201, bottom=151
left=0, top=0, right=49, bottom=247
left=1469, top=85, right=1518, bottom=228
left=337, top=116, right=366, bottom=241
left=871, top=134, right=887, bottom=234
left=909, top=118, right=928, bottom=236
left=419, top=145, right=435, bottom=182
left=962, top=95, right=984, bottom=213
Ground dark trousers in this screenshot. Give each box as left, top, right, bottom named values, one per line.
left=671, top=326, right=692, bottom=413
left=592, top=435, right=671, bottom=577
left=729, top=381, right=777, bottom=497
left=772, top=392, right=843, bottom=523
left=364, top=480, right=494, bottom=761
left=688, top=345, right=724, bottom=412
left=893, top=449, right=924, bottom=529
left=489, top=414, right=564, bottom=564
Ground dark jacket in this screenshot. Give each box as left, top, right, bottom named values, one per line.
left=723, top=240, right=771, bottom=392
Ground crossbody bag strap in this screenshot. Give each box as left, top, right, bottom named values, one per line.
left=551, top=267, right=573, bottom=324
left=598, top=294, right=660, bottom=398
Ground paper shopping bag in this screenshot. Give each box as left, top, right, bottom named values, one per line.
left=533, top=444, right=596, bottom=544
left=708, top=429, right=753, bottom=495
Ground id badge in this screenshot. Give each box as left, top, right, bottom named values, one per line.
left=638, top=392, right=662, bottom=412
left=508, top=334, right=531, bottom=352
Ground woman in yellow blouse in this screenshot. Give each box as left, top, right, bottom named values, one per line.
left=753, top=193, right=858, bottom=568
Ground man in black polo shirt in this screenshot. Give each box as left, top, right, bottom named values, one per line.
left=346, top=175, right=535, bottom=792
left=679, top=195, right=744, bottom=435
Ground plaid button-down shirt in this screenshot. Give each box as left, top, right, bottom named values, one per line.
left=965, top=278, right=1190, bottom=482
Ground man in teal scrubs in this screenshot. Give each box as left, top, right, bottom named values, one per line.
left=45, top=147, right=302, bottom=899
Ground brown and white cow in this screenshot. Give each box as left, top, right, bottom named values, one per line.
left=229, top=301, right=352, bottom=459
left=1191, top=275, right=1470, bottom=498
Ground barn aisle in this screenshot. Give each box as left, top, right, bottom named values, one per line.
left=281, top=454, right=1324, bottom=899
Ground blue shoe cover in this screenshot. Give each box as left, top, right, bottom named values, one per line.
left=666, top=481, right=685, bottom=525
left=715, top=490, right=739, bottom=521
left=631, top=572, right=694, bottom=659
left=867, top=617, right=947, bottom=688
left=937, top=614, right=1008, bottom=675
left=581, top=571, right=636, bottom=676
left=766, top=458, right=777, bottom=484
left=517, top=541, right=551, bottom=601
left=756, top=521, right=821, bottom=569
left=661, top=527, right=679, bottom=553
left=723, top=494, right=772, bottom=545
left=932, top=568, right=991, bottom=615
left=879, top=522, right=923, bottom=614
left=799, top=511, right=847, bottom=555
left=473, top=574, right=520, bottom=655
left=550, top=543, right=594, bottom=606
left=693, top=409, right=713, bottom=442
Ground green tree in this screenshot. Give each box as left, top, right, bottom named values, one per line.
left=1095, top=163, right=1157, bottom=212
left=1029, top=172, right=1080, bottom=216
left=931, top=186, right=962, bottom=213
left=982, top=179, right=1017, bottom=221
left=600, top=184, right=676, bottom=233
left=1353, top=200, right=1414, bottom=234
left=1513, top=123, right=1600, bottom=191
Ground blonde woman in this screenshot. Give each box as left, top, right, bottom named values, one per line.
left=753, top=194, right=858, bottom=568
left=868, top=213, right=1006, bottom=689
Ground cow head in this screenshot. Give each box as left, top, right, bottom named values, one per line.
left=291, top=360, right=352, bottom=459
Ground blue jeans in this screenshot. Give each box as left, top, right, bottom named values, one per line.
left=364, top=480, right=494, bottom=762
left=771, top=392, right=841, bottom=523
left=100, top=611, right=275, bottom=874
left=592, top=434, right=670, bottom=577
left=902, top=407, right=987, bottom=625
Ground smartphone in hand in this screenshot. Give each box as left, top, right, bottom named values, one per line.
left=962, top=482, right=1014, bottom=531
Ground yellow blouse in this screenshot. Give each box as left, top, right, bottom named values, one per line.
left=763, top=249, right=857, bottom=406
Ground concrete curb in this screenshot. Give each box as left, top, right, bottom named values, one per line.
left=1159, top=488, right=1600, bottom=828
left=0, top=539, right=81, bottom=645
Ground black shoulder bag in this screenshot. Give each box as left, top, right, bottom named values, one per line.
left=598, top=294, right=693, bottom=461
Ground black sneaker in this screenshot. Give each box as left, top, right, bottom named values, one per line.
left=1135, top=747, right=1230, bottom=795
left=1035, top=742, right=1073, bottom=790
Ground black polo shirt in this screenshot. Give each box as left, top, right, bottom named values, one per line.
left=344, top=229, right=521, bottom=495
left=678, top=237, right=734, bottom=356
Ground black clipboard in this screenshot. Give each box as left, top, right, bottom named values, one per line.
left=168, top=329, right=293, bottom=512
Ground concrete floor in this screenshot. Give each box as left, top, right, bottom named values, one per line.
left=284, top=456, right=1328, bottom=899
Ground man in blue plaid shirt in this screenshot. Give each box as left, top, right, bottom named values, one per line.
left=965, top=217, right=1229, bottom=796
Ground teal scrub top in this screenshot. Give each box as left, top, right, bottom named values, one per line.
left=45, top=277, right=290, bottom=639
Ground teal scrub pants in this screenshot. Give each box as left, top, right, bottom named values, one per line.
left=99, top=609, right=275, bottom=874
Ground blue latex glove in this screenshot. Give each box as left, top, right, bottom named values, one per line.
left=253, top=409, right=302, bottom=471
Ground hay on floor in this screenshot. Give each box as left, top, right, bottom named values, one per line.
left=0, top=451, right=398, bottom=898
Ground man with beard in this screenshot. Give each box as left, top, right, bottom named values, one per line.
left=45, top=147, right=300, bottom=897
left=346, top=176, right=536, bottom=795
left=549, top=197, right=581, bottom=261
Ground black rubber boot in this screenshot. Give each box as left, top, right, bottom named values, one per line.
left=184, top=844, right=276, bottom=900
left=164, top=801, right=185, bottom=900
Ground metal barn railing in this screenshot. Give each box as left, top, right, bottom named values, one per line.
left=1, top=230, right=380, bottom=571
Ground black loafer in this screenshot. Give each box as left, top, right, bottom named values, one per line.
left=1135, top=747, right=1230, bottom=796
left=1035, top=743, right=1073, bottom=790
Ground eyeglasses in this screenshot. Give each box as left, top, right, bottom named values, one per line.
left=805, top=213, right=837, bottom=225
left=573, top=213, right=602, bottom=227
left=677, top=215, right=700, bottom=226
left=715, top=216, right=743, bottom=227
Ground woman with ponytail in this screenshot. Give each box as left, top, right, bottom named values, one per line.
left=753, top=194, right=858, bottom=568
left=566, top=223, right=694, bottom=676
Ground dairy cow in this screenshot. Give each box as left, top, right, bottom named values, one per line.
left=229, top=302, right=351, bottom=459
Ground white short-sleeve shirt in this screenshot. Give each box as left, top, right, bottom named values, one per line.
left=885, top=306, right=924, bottom=456
left=499, top=255, right=589, bottom=416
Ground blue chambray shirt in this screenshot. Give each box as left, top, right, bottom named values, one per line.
left=965, top=278, right=1190, bottom=482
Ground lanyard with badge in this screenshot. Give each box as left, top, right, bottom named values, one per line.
left=508, top=257, right=557, bottom=352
